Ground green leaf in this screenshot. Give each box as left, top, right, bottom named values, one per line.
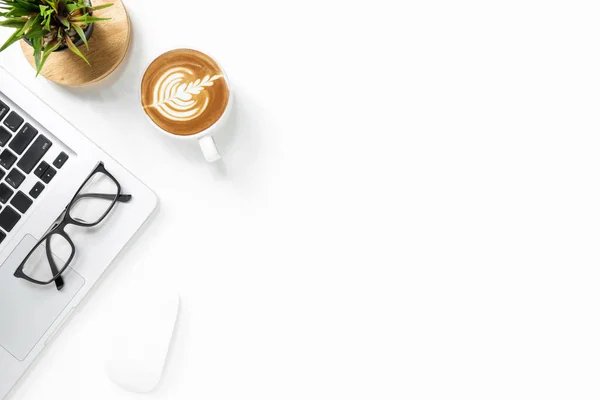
left=43, top=13, right=51, bottom=30
left=25, top=18, right=44, bottom=33
left=89, top=3, right=113, bottom=11
left=71, top=15, right=109, bottom=23
left=17, top=13, right=39, bottom=36
left=14, top=0, right=38, bottom=11
left=66, top=2, right=88, bottom=13
left=46, top=0, right=57, bottom=12
left=36, top=40, right=60, bottom=76
left=65, top=3, right=79, bottom=12
left=0, top=18, right=26, bottom=28
left=71, top=22, right=87, bottom=49
left=32, top=35, right=41, bottom=70
left=64, top=34, right=88, bottom=65
left=57, top=14, right=68, bottom=28
left=0, top=28, right=23, bottom=53
left=4, top=8, right=33, bottom=17
left=24, top=28, right=44, bottom=39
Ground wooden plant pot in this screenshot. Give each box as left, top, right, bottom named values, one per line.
left=19, top=0, right=131, bottom=86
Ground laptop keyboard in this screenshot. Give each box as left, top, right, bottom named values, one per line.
left=0, top=98, right=69, bottom=243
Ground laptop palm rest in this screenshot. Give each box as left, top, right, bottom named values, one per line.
left=0, top=235, right=84, bottom=361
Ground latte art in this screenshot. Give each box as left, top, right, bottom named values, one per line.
left=148, top=67, right=222, bottom=122
left=141, top=50, right=230, bottom=136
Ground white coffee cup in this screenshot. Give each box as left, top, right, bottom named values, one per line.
left=141, top=50, right=232, bottom=163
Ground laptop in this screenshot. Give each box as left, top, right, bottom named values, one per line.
left=0, top=67, right=157, bottom=399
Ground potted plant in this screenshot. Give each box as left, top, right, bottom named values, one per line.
left=0, top=0, right=112, bottom=75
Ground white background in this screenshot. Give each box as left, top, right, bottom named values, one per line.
left=2, top=0, right=600, bottom=398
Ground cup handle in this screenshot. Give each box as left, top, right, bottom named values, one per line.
left=198, top=136, right=221, bottom=163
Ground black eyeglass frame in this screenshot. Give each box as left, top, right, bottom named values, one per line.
left=13, top=162, right=130, bottom=289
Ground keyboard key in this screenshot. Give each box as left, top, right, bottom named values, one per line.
left=0, top=230, right=6, bottom=245
left=17, top=135, right=52, bottom=174
left=9, top=123, right=37, bottom=154
left=3, top=111, right=23, bottom=132
left=10, top=191, right=32, bottom=213
left=0, top=149, right=17, bottom=170
left=0, top=183, right=14, bottom=204
left=41, top=165, right=56, bottom=183
left=6, top=169, right=25, bottom=189
left=0, top=169, right=6, bottom=182
left=0, top=100, right=8, bottom=120
left=29, top=182, right=44, bottom=199
left=34, top=161, right=49, bottom=178
left=0, top=128, right=11, bottom=147
left=0, top=206, right=20, bottom=232
left=53, top=152, right=68, bottom=169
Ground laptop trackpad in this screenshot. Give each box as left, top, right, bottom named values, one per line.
left=0, top=235, right=84, bottom=361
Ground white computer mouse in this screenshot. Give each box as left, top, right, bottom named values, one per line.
left=106, top=283, right=179, bottom=393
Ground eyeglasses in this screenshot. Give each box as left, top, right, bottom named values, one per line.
left=13, top=162, right=132, bottom=291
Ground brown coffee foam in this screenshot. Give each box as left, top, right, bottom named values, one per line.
left=141, top=49, right=230, bottom=136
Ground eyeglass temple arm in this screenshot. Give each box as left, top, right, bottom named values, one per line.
left=74, top=193, right=132, bottom=202
left=45, top=237, right=64, bottom=291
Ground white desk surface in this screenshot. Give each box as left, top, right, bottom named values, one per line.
left=2, top=0, right=600, bottom=398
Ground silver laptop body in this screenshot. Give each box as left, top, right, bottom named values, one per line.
left=0, top=67, right=157, bottom=399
